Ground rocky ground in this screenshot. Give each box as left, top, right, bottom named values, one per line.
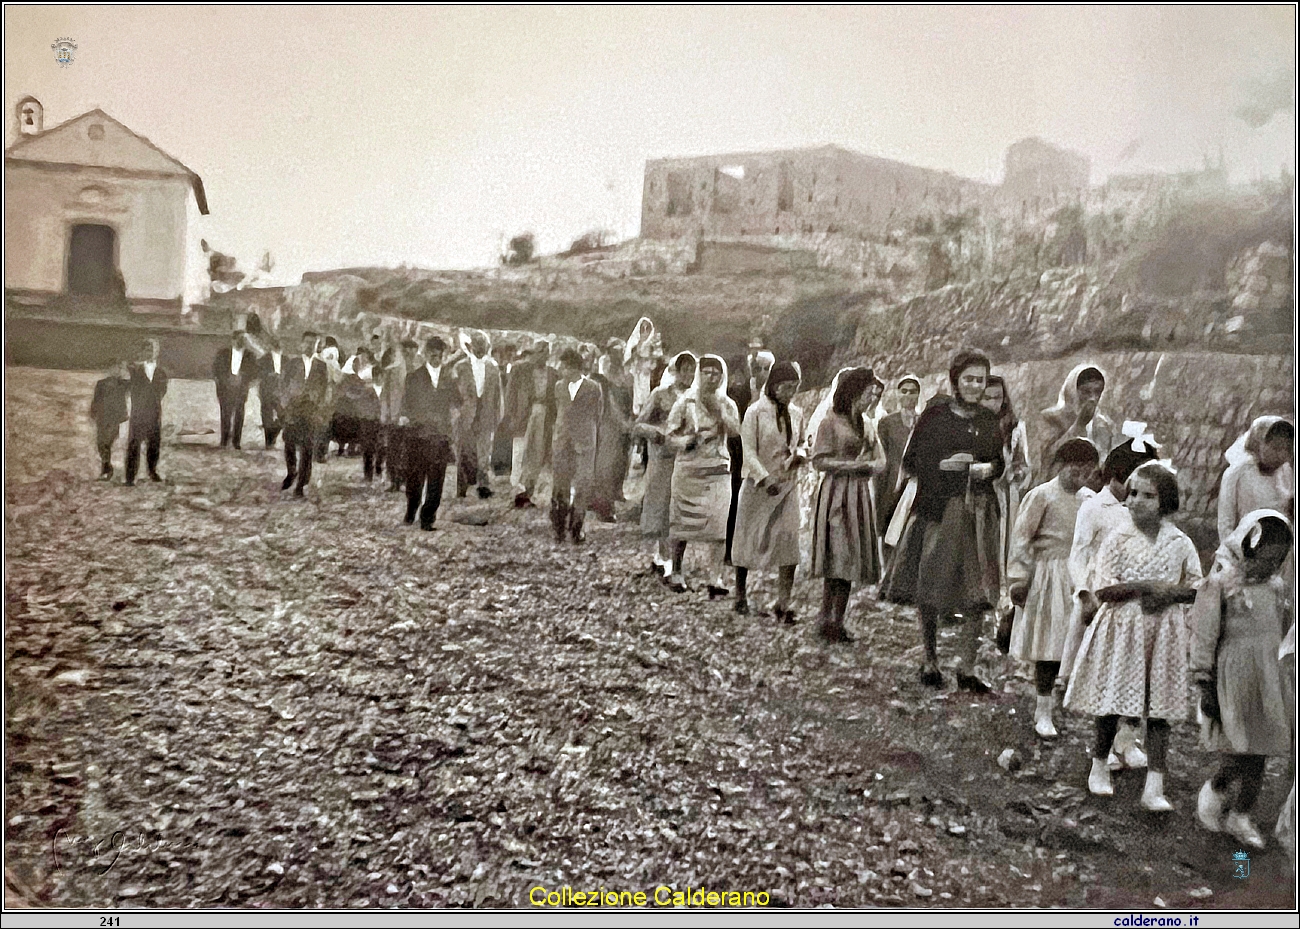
left=4, top=367, right=1294, bottom=909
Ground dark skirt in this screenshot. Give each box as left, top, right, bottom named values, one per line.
left=914, top=494, right=1001, bottom=615
left=880, top=511, right=925, bottom=605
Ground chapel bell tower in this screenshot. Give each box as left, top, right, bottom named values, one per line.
left=16, top=96, right=44, bottom=137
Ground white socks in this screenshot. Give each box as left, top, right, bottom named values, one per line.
left=1033, top=695, right=1058, bottom=739
left=1140, top=771, right=1173, bottom=812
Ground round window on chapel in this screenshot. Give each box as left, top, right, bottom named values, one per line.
left=88, top=124, right=104, bottom=140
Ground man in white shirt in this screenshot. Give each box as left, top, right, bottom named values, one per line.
left=550, top=348, right=604, bottom=544
left=213, top=330, right=256, bottom=449
left=259, top=334, right=285, bottom=448
left=126, top=339, right=168, bottom=485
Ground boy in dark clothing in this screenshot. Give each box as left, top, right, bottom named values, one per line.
left=91, top=362, right=130, bottom=480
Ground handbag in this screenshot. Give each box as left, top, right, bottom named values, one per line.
left=995, top=605, right=1015, bottom=654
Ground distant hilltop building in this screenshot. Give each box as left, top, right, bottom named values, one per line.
left=1001, top=137, right=1090, bottom=218
left=640, top=144, right=992, bottom=241
left=640, top=139, right=1095, bottom=241
left=4, top=97, right=209, bottom=312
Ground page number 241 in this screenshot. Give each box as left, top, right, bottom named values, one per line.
left=100, top=919, right=121, bottom=927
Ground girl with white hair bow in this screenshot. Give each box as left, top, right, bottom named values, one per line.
left=1190, top=509, right=1294, bottom=848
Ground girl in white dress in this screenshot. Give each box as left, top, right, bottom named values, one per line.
left=1065, top=462, right=1203, bottom=811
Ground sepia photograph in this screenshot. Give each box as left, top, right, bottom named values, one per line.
left=3, top=5, right=1296, bottom=920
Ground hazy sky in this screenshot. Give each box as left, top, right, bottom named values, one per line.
left=5, top=6, right=1295, bottom=283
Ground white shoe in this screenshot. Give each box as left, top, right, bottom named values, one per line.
left=1107, top=751, right=1124, bottom=772
left=1140, top=771, right=1174, bottom=812
left=1088, top=758, right=1114, bottom=797
left=1123, top=742, right=1149, bottom=769
left=1197, top=780, right=1225, bottom=832
left=1033, top=696, right=1058, bottom=739
left=1224, top=812, right=1266, bottom=849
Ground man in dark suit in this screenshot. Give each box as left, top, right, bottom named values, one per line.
left=281, top=330, right=328, bottom=496
left=259, top=334, right=286, bottom=448
left=551, top=348, right=603, bottom=544
left=90, top=361, right=130, bottom=480
left=125, top=338, right=168, bottom=485
left=400, top=336, right=456, bottom=530
left=503, top=340, right=557, bottom=508
left=213, top=330, right=258, bottom=449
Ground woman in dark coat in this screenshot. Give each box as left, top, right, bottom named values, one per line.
left=906, top=350, right=1006, bottom=691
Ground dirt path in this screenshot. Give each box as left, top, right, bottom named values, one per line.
left=4, top=368, right=1293, bottom=909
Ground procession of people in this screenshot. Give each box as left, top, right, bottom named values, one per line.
left=89, top=316, right=1296, bottom=852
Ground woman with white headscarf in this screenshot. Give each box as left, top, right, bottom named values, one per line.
left=624, top=317, right=664, bottom=417
left=1038, top=363, right=1116, bottom=487
left=664, top=355, right=741, bottom=595
left=1191, top=509, right=1294, bottom=848
left=634, top=352, right=697, bottom=577
left=1218, top=416, right=1294, bottom=543
left=732, top=360, right=806, bottom=621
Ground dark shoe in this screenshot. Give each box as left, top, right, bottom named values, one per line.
left=420, top=522, right=436, bottom=532
left=282, top=475, right=295, bottom=491
left=919, top=665, right=945, bottom=688
left=124, top=479, right=135, bottom=487
left=707, top=585, right=730, bottom=600
left=514, top=493, right=532, bottom=509
left=734, top=599, right=750, bottom=616
left=956, top=673, right=992, bottom=694
left=98, top=470, right=113, bottom=482
left=293, top=487, right=304, bottom=497
left=776, top=607, right=797, bottom=625
left=232, top=443, right=241, bottom=451
left=388, top=483, right=402, bottom=493
left=477, top=486, right=493, bottom=499
left=818, top=622, right=855, bottom=644
left=404, top=511, right=416, bottom=525
left=667, top=577, right=688, bottom=594
left=550, top=500, right=569, bottom=543
left=149, top=472, right=162, bottom=482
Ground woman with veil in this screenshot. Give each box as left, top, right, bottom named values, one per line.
left=634, top=352, right=697, bottom=578
left=624, top=317, right=664, bottom=417
left=731, top=360, right=806, bottom=621
left=1218, top=416, right=1294, bottom=543
left=807, top=367, right=887, bottom=643
left=664, top=355, right=741, bottom=595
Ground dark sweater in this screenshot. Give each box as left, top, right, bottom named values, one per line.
left=903, top=398, right=1005, bottom=523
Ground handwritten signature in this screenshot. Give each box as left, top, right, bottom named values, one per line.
left=53, top=829, right=200, bottom=875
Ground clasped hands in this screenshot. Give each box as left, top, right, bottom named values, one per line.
left=1080, top=581, right=1197, bottom=618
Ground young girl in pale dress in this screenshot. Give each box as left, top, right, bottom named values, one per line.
left=1007, top=437, right=1098, bottom=739
left=1191, top=509, right=1294, bottom=848
left=1065, top=462, right=1203, bottom=811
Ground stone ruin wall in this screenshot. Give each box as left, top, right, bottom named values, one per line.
left=841, top=252, right=1293, bottom=556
